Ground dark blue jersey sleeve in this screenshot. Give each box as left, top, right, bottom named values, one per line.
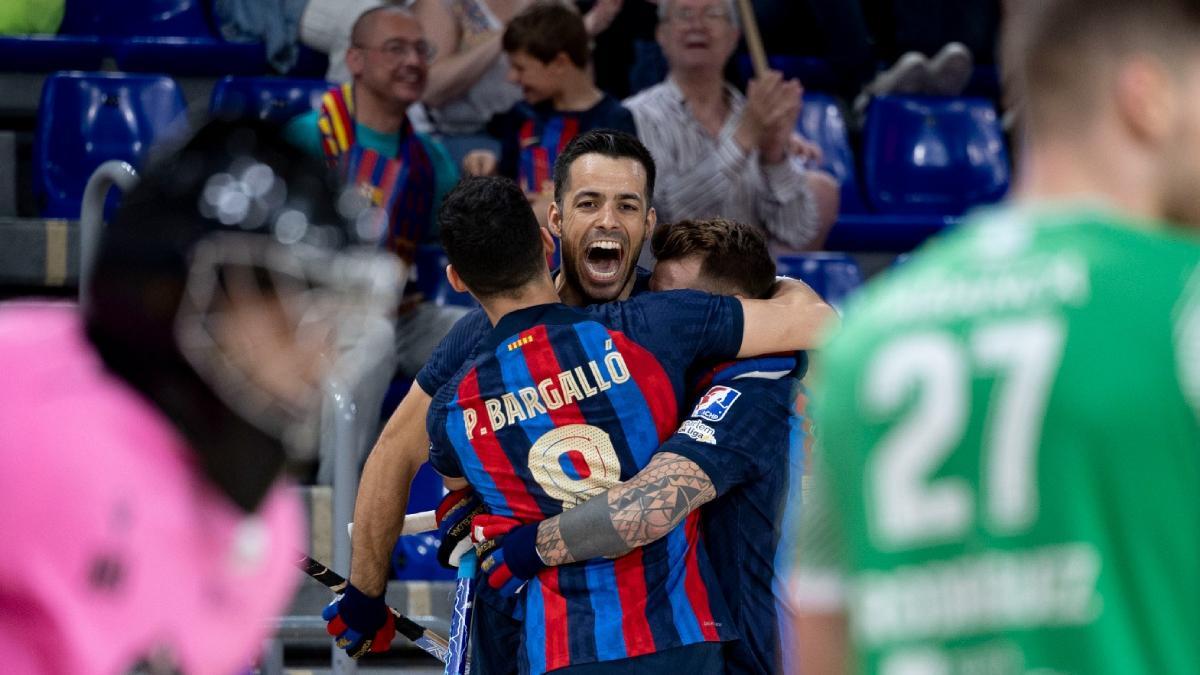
left=591, top=290, right=743, bottom=375
left=660, top=375, right=794, bottom=497
left=425, top=382, right=466, bottom=478
left=415, top=308, right=492, bottom=396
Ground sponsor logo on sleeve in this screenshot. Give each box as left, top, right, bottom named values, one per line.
left=678, top=419, right=717, bottom=444
left=691, top=385, right=741, bottom=422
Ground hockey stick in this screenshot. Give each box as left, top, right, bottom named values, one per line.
left=444, top=550, right=478, bottom=674
left=347, top=509, right=438, bottom=540
left=296, top=554, right=452, bottom=664
left=401, top=509, right=438, bottom=535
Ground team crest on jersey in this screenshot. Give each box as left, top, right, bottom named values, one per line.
left=691, top=385, right=741, bottom=421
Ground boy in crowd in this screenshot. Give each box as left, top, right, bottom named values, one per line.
left=465, top=2, right=637, bottom=226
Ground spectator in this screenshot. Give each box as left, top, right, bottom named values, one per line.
left=465, top=1, right=637, bottom=226
left=414, top=0, right=627, bottom=163
left=625, top=0, right=839, bottom=255
left=284, top=5, right=458, bottom=267
left=412, top=0, right=527, bottom=163
left=283, top=6, right=465, bottom=466
left=299, top=0, right=389, bottom=83
left=575, top=0, right=662, bottom=98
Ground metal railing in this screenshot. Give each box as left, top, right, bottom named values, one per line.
left=78, top=160, right=137, bottom=308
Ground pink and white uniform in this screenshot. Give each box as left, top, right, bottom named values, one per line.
left=0, top=302, right=305, bottom=674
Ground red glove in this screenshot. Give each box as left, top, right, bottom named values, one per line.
left=471, top=514, right=545, bottom=597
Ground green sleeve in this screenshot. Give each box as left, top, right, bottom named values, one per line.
left=420, top=133, right=460, bottom=243
left=787, top=449, right=849, bottom=610
left=282, top=111, right=324, bottom=159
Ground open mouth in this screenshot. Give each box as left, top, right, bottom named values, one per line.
left=583, top=240, right=624, bottom=284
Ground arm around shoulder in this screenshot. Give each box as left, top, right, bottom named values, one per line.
left=737, top=277, right=837, bottom=357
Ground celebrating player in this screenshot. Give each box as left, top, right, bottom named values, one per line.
left=425, top=175, right=828, bottom=673
left=791, top=1, right=1200, bottom=673
left=325, top=130, right=663, bottom=664
left=473, top=217, right=809, bottom=675
left=0, top=120, right=402, bottom=673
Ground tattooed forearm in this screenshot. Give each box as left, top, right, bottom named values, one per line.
left=535, top=453, right=717, bottom=566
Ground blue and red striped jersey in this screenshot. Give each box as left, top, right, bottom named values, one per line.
left=427, top=291, right=743, bottom=673
left=663, top=355, right=806, bottom=675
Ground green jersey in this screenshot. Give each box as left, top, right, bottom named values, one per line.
left=794, top=205, right=1200, bottom=674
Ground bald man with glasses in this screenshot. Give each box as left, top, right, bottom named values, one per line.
left=283, top=6, right=465, bottom=481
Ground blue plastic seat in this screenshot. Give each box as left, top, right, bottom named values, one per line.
left=863, top=95, right=1010, bottom=216
left=737, top=55, right=839, bottom=93
left=798, top=92, right=866, bottom=214
left=114, top=37, right=268, bottom=76
left=35, top=72, right=187, bottom=219
left=414, top=245, right=477, bottom=308
left=210, top=77, right=330, bottom=123
left=57, top=0, right=270, bottom=76
left=59, top=0, right=214, bottom=37
left=775, top=252, right=863, bottom=311
left=0, top=36, right=108, bottom=72
left=825, top=213, right=958, bottom=252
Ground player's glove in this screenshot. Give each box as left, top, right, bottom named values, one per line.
left=470, top=514, right=545, bottom=597
left=436, top=487, right=487, bottom=568
left=322, top=583, right=396, bottom=658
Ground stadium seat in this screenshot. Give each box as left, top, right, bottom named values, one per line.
left=737, top=55, right=839, bottom=93
left=0, top=35, right=108, bottom=72
left=775, top=252, right=863, bottom=311
left=798, top=92, right=866, bottom=213
left=825, top=213, right=958, bottom=252
left=59, top=0, right=214, bottom=37
left=210, top=77, right=329, bottom=123
left=414, top=245, right=477, bottom=308
left=113, top=37, right=268, bottom=77
left=863, top=95, right=1010, bottom=216
left=34, top=72, right=187, bottom=219
left=55, top=0, right=271, bottom=76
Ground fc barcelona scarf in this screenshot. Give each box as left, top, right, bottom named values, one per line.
left=517, top=105, right=581, bottom=194
left=316, top=83, right=434, bottom=263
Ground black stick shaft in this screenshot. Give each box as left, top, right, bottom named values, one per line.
left=295, top=554, right=452, bottom=663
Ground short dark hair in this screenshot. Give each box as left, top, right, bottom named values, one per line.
left=1005, top=0, right=1200, bottom=135
left=651, top=218, right=776, bottom=298
left=438, top=176, right=546, bottom=299
left=552, top=130, right=657, bottom=206
left=502, top=1, right=589, bottom=68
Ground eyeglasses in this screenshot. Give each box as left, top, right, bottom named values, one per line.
left=666, top=5, right=732, bottom=25
left=355, top=39, right=437, bottom=62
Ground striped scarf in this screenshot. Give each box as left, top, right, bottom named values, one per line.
left=317, top=84, right=434, bottom=263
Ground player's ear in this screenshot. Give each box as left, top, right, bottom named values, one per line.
left=547, top=200, right=564, bottom=238
left=1114, top=54, right=1174, bottom=146
left=645, top=205, right=657, bottom=239
left=540, top=226, right=556, bottom=257
left=446, top=264, right=469, bottom=294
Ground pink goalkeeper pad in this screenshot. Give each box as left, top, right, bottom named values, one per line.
left=0, top=302, right=305, bottom=675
